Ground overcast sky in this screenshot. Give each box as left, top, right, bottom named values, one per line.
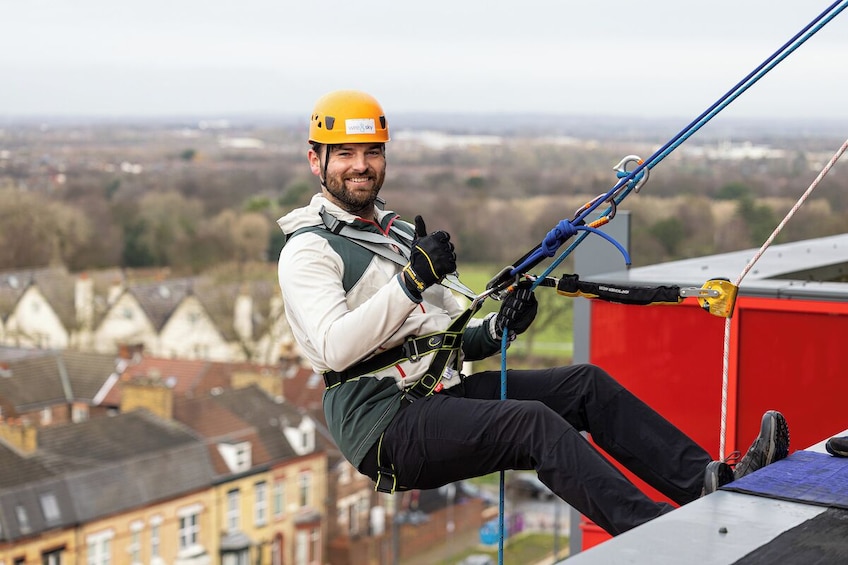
left=2, top=0, right=847, bottom=120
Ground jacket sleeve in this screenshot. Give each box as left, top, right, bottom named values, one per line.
left=278, top=233, right=419, bottom=373
left=461, top=313, right=502, bottom=361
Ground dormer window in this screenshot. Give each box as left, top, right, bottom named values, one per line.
left=39, top=492, right=61, bottom=524
left=283, top=417, right=316, bottom=456
left=218, top=441, right=252, bottom=473
left=15, top=504, right=30, bottom=534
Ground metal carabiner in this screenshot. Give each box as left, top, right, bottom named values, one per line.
left=613, top=154, right=650, bottom=194
left=574, top=192, right=617, bottom=227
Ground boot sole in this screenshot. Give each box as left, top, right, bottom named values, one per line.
left=765, top=410, right=790, bottom=464
left=735, top=410, right=790, bottom=479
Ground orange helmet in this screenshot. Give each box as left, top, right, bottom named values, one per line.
left=308, top=90, right=390, bottom=145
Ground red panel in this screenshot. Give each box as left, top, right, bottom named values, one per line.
left=587, top=295, right=848, bottom=504
left=735, top=299, right=848, bottom=452
left=590, top=299, right=728, bottom=454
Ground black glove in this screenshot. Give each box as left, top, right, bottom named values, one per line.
left=402, top=215, right=457, bottom=296
left=495, top=280, right=538, bottom=335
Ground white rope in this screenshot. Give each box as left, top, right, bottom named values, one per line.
left=719, top=137, right=848, bottom=458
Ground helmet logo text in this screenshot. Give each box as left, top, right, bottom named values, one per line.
left=345, top=118, right=376, bottom=135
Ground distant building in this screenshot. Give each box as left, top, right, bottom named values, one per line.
left=0, top=267, right=297, bottom=365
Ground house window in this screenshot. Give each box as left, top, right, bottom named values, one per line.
left=129, top=521, right=143, bottom=565
left=298, top=472, right=311, bottom=508
left=273, top=479, right=285, bottom=517
left=226, top=489, right=240, bottom=532
left=42, top=547, right=63, bottom=565
left=39, top=492, right=61, bottom=524
left=86, top=530, right=113, bottom=565
left=294, top=527, right=320, bottom=565
left=40, top=406, right=52, bottom=425
left=15, top=505, right=30, bottom=534
left=72, top=405, right=89, bottom=423
left=122, top=307, right=133, bottom=320
left=235, top=443, right=251, bottom=469
left=349, top=502, right=360, bottom=536
left=222, top=551, right=249, bottom=565
left=295, top=531, right=307, bottom=565
left=255, top=481, right=267, bottom=526
left=218, top=441, right=252, bottom=473
left=178, top=511, right=200, bottom=551
left=150, top=516, right=162, bottom=562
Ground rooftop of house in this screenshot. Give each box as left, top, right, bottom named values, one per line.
left=0, top=349, right=119, bottom=414
left=0, top=409, right=216, bottom=543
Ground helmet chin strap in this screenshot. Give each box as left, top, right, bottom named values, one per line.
left=321, top=144, right=332, bottom=187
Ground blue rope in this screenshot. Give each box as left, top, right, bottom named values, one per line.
left=498, top=328, right=509, bottom=565
left=515, top=0, right=848, bottom=287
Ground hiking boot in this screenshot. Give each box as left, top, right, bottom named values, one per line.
left=703, top=460, right=734, bottom=495
left=825, top=435, right=848, bottom=457
left=734, top=410, right=790, bottom=480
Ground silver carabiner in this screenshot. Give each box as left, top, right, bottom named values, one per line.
left=613, top=155, right=650, bottom=194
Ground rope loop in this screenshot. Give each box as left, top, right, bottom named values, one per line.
left=541, top=219, right=578, bottom=257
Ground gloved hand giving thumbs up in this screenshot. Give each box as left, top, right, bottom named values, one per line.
left=402, top=215, right=457, bottom=298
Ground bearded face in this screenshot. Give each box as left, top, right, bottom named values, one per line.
left=311, top=143, right=386, bottom=216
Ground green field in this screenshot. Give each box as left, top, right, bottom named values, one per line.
left=455, top=263, right=574, bottom=366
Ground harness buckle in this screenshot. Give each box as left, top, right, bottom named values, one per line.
left=319, top=205, right=345, bottom=234
left=375, top=466, right=397, bottom=494
left=403, top=337, right=422, bottom=362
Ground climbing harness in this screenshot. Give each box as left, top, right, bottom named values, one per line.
left=322, top=305, right=477, bottom=402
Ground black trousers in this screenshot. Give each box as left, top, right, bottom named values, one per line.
left=360, top=364, right=711, bottom=535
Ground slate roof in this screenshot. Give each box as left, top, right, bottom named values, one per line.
left=0, top=442, right=57, bottom=489
left=0, top=409, right=215, bottom=543
left=37, top=409, right=200, bottom=464
left=127, top=277, right=195, bottom=330
left=0, top=349, right=118, bottom=414
left=173, top=386, right=306, bottom=476
left=174, top=394, right=270, bottom=476
left=211, top=385, right=303, bottom=461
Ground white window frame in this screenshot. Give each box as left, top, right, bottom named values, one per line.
left=273, top=479, right=285, bottom=518
left=150, top=515, right=163, bottom=563
left=255, top=481, right=267, bottom=527
left=226, top=489, right=240, bottom=532
left=86, top=529, right=114, bottom=565
left=128, top=521, right=143, bottom=565
left=298, top=472, right=311, bottom=508
left=177, top=504, right=203, bottom=555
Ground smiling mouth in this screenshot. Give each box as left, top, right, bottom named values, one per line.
left=346, top=176, right=372, bottom=184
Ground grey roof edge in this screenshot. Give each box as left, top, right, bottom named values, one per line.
left=587, top=234, right=848, bottom=302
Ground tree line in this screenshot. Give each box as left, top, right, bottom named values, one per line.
left=1, top=125, right=846, bottom=275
